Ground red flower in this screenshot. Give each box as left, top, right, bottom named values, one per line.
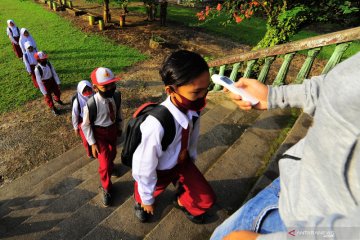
left=216, top=3, right=222, bottom=11
left=205, top=6, right=211, bottom=16
left=196, top=11, right=206, bottom=21
left=233, top=13, right=243, bottom=23
left=252, top=1, right=260, bottom=6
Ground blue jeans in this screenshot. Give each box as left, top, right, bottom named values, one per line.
left=210, top=178, right=287, bottom=240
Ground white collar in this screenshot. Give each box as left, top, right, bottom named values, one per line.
left=161, top=96, right=199, bottom=129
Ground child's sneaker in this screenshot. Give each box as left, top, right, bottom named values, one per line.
left=56, top=100, right=65, bottom=105
left=51, top=107, right=60, bottom=116
left=134, top=203, right=150, bottom=222
left=100, top=187, right=111, bottom=207
left=173, top=196, right=204, bottom=224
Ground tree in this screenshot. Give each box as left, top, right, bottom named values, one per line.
left=199, top=0, right=359, bottom=49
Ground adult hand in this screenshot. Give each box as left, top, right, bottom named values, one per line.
left=91, top=144, right=99, bottom=158
left=225, top=78, right=268, bottom=111
left=223, top=230, right=260, bottom=240
left=141, top=204, right=154, bottom=215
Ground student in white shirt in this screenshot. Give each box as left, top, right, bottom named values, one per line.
left=34, top=51, right=64, bottom=116
left=81, top=67, right=123, bottom=207
left=6, top=19, right=22, bottom=59
left=23, top=41, right=38, bottom=88
left=72, top=80, right=94, bottom=158
left=19, top=28, right=37, bottom=54
left=132, top=50, right=216, bottom=224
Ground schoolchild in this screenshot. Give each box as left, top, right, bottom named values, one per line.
left=23, top=41, right=39, bottom=88
left=6, top=20, right=22, bottom=58
left=72, top=80, right=94, bottom=158
left=132, top=50, right=216, bottom=223
left=81, top=67, right=123, bottom=207
left=19, top=28, right=37, bottom=54
left=34, top=51, right=64, bottom=115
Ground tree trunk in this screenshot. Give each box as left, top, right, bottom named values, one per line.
left=103, top=0, right=111, bottom=23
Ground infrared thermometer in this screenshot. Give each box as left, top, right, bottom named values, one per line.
left=211, top=74, right=259, bottom=106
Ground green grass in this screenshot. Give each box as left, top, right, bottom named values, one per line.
left=130, top=3, right=359, bottom=60
left=0, top=0, right=146, bottom=113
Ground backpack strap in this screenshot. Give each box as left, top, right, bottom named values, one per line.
left=36, top=65, right=43, bottom=78
left=87, top=96, right=97, bottom=126
left=149, top=105, right=176, bottom=151
left=8, top=27, right=12, bottom=35
left=113, top=91, right=122, bottom=124
left=24, top=53, right=29, bottom=64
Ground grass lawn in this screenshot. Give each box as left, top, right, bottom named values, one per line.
left=0, top=0, right=146, bottom=113
left=129, top=3, right=359, bottom=60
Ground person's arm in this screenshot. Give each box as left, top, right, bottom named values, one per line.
left=34, top=67, right=47, bottom=95
left=7, top=28, right=17, bottom=44
left=188, top=116, right=200, bottom=161
left=132, top=116, right=164, bottom=206
left=268, top=75, right=325, bottom=116
left=257, top=208, right=360, bottom=240
left=19, top=39, right=26, bottom=54
left=81, top=105, right=95, bottom=145
left=72, top=99, right=80, bottom=130
left=23, top=54, right=31, bottom=73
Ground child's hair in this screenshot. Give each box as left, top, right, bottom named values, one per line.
left=159, top=50, right=209, bottom=87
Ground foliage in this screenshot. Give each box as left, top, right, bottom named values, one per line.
left=198, top=0, right=359, bottom=49
left=0, top=0, right=146, bottom=113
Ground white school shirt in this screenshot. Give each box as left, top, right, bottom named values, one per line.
left=6, top=26, right=20, bottom=44
left=81, top=93, right=123, bottom=146
left=23, top=51, right=37, bottom=73
left=34, top=62, right=61, bottom=95
left=132, top=96, right=200, bottom=205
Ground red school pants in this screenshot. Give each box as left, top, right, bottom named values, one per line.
left=94, top=124, right=117, bottom=191
left=78, top=119, right=92, bottom=158
left=42, top=78, right=61, bottom=108
left=11, top=36, right=22, bottom=58
left=134, top=160, right=216, bottom=216
left=30, top=65, right=39, bottom=88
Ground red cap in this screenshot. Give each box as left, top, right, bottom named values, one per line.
left=34, top=51, right=48, bottom=60
left=90, top=67, right=121, bottom=86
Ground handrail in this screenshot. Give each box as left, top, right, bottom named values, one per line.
left=208, top=27, right=360, bottom=67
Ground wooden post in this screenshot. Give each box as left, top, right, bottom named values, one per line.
left=295, top=48, right=321, bottom=84
left=48, top=0, right=52, bottom=9
left=67, top=0, right=73, bottom=8
left=98, top=20, right=104, bottom=31
left=119, top=15, right=125, bottom=28
left=322, top=42, right=351, bottom=74
left=89, top=16, right=95, bottom=26
left=213, top=65, right=226, bottom=91
left=258, top=56, right=275, bottom=83
left=273, top=53, right=295, bottom=86
left=52, top=2, right=58, bottom=11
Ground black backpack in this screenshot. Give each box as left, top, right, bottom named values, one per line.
left=36, top=62, right=53, bottom=78
left=121, top=103, right=176, bottom=168
left=87, top=91, right=122, bottom=125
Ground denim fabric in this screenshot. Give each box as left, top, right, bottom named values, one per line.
left=210, top=178, right=286, bottom=240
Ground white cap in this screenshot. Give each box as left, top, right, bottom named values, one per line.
left=90, top=67, right=121, bottom=86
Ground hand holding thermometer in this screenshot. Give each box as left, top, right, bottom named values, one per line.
left=211, top=74, right=259, bottom=106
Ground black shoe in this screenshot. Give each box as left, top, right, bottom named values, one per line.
left=134, top=203, right=150, bottom=222
left=111, top=167, right=121, bottom=177
left=56, top=100, right=65, bottom=105
left=51, top=107, right=59, bottom=116
left=100, top=187, right=111, bottom=207
left=173, top=196, right=204, bottom=224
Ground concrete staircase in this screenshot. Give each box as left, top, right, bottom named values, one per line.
left=0, top=93, right=306, bottom=240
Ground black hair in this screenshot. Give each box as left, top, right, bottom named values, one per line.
left=159, top=50, right=209, bottom=87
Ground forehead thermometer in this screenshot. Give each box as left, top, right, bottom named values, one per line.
left=211, top=74, right=259, bottom=106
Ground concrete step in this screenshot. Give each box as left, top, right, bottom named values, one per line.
left=80, top=102, right=260, bottom=240
left=1, top=147, right=123, bottom=240
left=0, top=154, right=96, bottom=232
left=0, top=147, right=89, bottom=219
left=144, top=108, right=296, bottom=240
left=0, top=145, right=85, bottom=203
left=0, top=104, right=224, bottom=239
left=243, top=112, right=312, bottom=203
